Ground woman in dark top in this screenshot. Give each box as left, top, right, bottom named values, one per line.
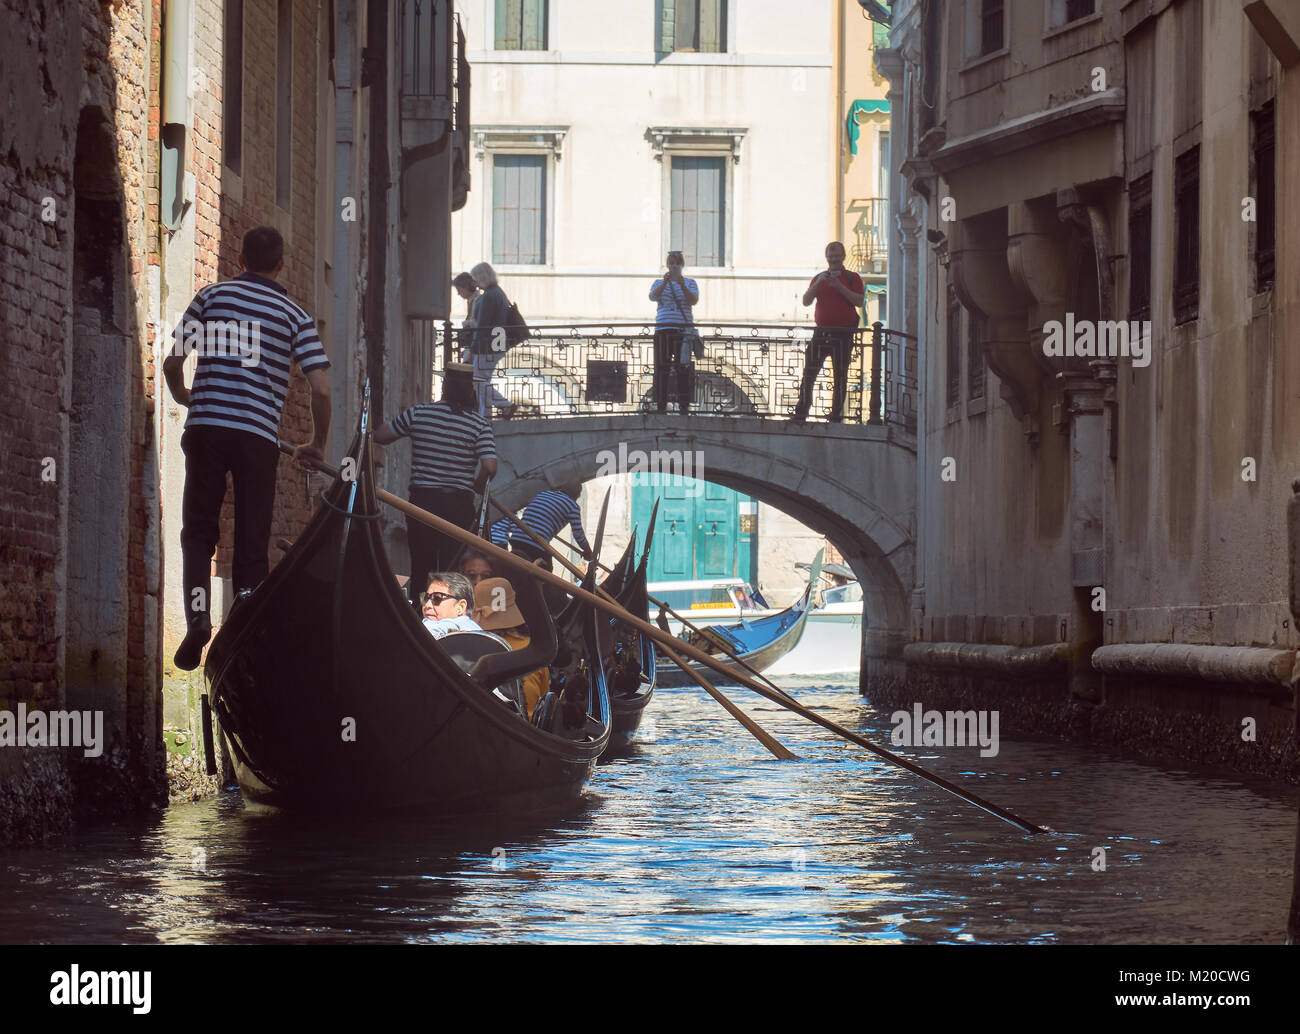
left=469, top=262, right=516, bottom=419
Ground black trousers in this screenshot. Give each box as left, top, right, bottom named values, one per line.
left=795, top=327, right=855, bottom=419
left=180, top=427, right=280, bottom=633
left=407, top=485, right=476, bottom=602
left=652, top=327, right=693, bottom=412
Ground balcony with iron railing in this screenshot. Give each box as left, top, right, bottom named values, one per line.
left=848, top=197, right=889, bottom=275
left=407, top=319, right=917, bottom=432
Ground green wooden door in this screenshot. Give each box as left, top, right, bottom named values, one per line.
left=632, top=477, right=753, bottom=583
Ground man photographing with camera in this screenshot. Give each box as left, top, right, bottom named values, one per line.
left=792, top=241, right=865, bottom=423
left=649, top=250, right=699, bottom=415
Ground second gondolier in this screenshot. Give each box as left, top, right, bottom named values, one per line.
left=374, top=364, right=498, bottom=602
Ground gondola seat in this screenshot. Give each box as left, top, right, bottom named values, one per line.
left=439, top=631, right=528, bottom=715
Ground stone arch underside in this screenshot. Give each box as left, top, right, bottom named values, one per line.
left=492, top=417, right=916, bottom=683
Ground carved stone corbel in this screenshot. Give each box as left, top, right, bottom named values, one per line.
left=1007, top=199, right=1080, bottom=379
left=948, top=217, right=1040, bottom=434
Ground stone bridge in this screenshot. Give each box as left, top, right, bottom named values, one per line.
left=491, top=414, right=916, bottom=684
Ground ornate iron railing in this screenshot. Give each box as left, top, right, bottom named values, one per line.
left=415, top=320, right=917, bottom=430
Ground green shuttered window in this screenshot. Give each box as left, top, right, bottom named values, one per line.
left=492, top=155, right=547, bottom=265
left=496, top=0, right=547, bottom=51
left=670, top=157, right=725, bottom=267
left=660, top=0, right=725, bottom=55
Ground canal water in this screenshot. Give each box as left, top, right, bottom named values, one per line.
left=0, top=680, right=1295, bottom=944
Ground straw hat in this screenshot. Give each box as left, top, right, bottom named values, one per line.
left=446, top=362, right=474, bottom=380
left=474, top=577, right=524, bottom=630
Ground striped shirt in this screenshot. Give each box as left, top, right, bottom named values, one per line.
left=175, top=272, right=330, bottom=445
left=509, top=490, right=590, bottom=553
left=389, top=400, right=496, bottom=490
left=650, top=277, right=698, bottom=328
left=487, top=520, right=511, bottom=548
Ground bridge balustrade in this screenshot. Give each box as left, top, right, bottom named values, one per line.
left=416, top=320, right=917, bottom=430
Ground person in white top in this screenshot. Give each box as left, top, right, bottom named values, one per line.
left=648, top=250, right=699, bottom=415
left=420, top=572, right=483, bottom=639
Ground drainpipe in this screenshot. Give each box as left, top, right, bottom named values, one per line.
left=160, top=0, right=193, bottom=230
left=333, top=0, right=358, bottom=455
left=364, top=0, right=389, bottom=424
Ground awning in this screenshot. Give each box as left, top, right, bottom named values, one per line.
left=846, top=98, right=890, bottom=156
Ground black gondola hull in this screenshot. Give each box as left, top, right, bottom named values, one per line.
left=205, top=428, right=609, bottom=814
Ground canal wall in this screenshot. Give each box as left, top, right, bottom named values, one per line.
left=874, top=0, right=1300, bottom=783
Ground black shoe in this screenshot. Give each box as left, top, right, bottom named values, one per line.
left=827, top=413, right=845, bottom=423
left=789, top=411, right=808, bottom=424
left=173, top=626, right=212, bottom=672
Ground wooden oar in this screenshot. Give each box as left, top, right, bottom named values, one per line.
left=485, top=494, right=797, bottom=761
left=547, top=527, right=800, bottom=707
left=282, top=444, right=1043, bottom=834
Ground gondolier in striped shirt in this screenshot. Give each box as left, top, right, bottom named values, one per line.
left=374, top=364, right=498, bottom=604
left=163, top=226, right=333, bottom=671
left=507, top=483, right=593, bottom=570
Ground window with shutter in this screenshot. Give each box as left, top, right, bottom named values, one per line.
left=670, top=157, right=726, bottom=267
left=1128, top=173, right=1152, bottom=321
left=276, top=0, right=292, bottom=210
left=1252, top=101, right=1275, bottom=292
left=492, top=155, right=547, bottom=265
left=224, top=0, right=244, bottom=175
left=947, top=291, right=961, bottom=410
left=967, top=314, right=985, bottom=402
left=1173, top=147, right=1200, bottom=324
left=980, top=0, right=1004, bottom=55
left=495, top=0, right=547, bottom=51
left=661, top=0, right=725, bottom=55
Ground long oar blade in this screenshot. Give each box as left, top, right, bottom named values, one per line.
left=284, top=444, right=1042, bottom=833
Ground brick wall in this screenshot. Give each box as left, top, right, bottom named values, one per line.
left=0, top=0, right=164, bottom=838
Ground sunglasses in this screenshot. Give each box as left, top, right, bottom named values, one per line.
left=420, top=591, right=459, bottom=606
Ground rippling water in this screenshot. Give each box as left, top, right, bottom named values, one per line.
left=0, top=680, right=1295, bottom=944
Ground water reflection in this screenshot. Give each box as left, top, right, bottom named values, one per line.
left=0, top=682, right=1294, bottom=943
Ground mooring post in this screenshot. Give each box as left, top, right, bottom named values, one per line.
left=869, top=321, right=883, bottom=425
left=1286, top=477, right=1300, bottom=943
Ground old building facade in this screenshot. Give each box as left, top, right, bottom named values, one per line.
left=1, top=0, right=467, bottom=841
left=878, top=0, right=1300, bottom=775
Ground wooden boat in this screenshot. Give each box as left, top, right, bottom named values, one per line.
left=202, top=401, right=611, bottom=814
left=596, top=508, right=659, bottom=755
left=653, top=551, right=822, bottom=688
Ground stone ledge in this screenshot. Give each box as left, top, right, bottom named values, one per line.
left=1092, top=643, right=1298, bottom=691
left=903, top=641, right=1070, bottom=677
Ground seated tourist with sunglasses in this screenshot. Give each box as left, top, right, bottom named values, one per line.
left=420, top=571, right=483, bottom=638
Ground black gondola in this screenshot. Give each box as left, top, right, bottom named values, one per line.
left=596, top=507, right=659, bottom=755
left=203, top=395, right=611, bottom=814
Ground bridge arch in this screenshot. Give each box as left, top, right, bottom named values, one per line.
left=492, top=414, right=915, bottom=687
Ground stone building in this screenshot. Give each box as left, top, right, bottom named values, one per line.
left=1, top=0, right=164, bottom=840
left=452, top=0, right=894, bottom=603
left=1, top=0, right=468, bottom=841
left=877, top=0, right=1299, bottom=775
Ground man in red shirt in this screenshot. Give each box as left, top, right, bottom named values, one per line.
left=791, top=241, right=865, bottom=422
